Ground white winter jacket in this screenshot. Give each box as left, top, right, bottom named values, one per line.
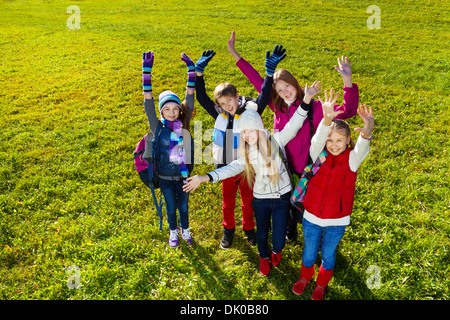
left=208, top=107, right=308, bottom=199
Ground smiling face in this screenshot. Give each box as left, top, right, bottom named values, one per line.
left=241, top=129, right=259, bottom=146
left=326, top=129, right=351, bottom=156
left=161, top=103, right=180, bottom=121
left=216, top=93, right=240, bottom=115
left=274, top=79, right=298, bottom=102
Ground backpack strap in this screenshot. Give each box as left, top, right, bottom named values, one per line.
left=270, top=136, right=294, bottom=191
left=150, top=121, right=165, bottom=231
left=306, top=100, right=315, bottom=165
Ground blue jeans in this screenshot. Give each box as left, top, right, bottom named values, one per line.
left=302, top=218, right=347, bottom=270
left=252, top=193, right=290, bottom=259
left=159, top=178, right=189, bottom=231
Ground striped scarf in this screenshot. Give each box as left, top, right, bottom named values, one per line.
left=161, top=118, right=189, bottom=178
left=291, top=150, right=328, bottom=210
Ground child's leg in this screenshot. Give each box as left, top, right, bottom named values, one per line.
left=271, top=194, right=290, bottom=254
left=252, top=198, right=271, bottom=259
left=237, top=175, right=256, bottom=231
left=301, top=218, right=323, bottom=268
left=221, top=176, right=239, bottom=230
left=159, top=179, right=178, bottom=230
left=175, top=180, right=190, bottom=230
left=320, top=225, right=346, bottom=270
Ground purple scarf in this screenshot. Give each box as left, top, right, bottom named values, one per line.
left=161, top=119, right=188, bottom=178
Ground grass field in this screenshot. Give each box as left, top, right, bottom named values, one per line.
left=0, top=0, right=449, bottom=301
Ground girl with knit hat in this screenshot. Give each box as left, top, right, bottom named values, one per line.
left=227, top=31, right=360, bottom=241
left=194, top=45, right=286, bottom=250
left=141, top=51, right=196, bottom=247
left=183, top=80, right=322, bottom=276
left=291, top=90, right=374, bottom=300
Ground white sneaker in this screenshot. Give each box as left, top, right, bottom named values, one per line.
left=169, top=229, right=179, bottom=248
left=181, top=228, right=193, bottom=246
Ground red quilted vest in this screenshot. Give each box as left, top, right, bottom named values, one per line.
left=303, top=148, right=357, bottom=220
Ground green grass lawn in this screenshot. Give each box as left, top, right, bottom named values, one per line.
left=0, top=0, right=448, bottom=300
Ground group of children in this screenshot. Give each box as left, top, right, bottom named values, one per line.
left=138, top=31, right=375, bottom=300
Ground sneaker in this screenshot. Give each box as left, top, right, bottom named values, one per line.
left=169, top=229, right=179, bottom=248
left=243, top=228, right=256, bottom=246
left=271, top=251, right=282, bottom=268
left=292, top=277, right=310, bottom=296
left=220, top=228, right=235, bottom=249
left=259, top=257, right=270, bottom=276
left=311, top=285, right=327, bottom=300
left=181, top=228, right=193, bottom=246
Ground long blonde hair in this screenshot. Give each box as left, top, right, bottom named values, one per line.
left=239, top=130, right=280, bottom=188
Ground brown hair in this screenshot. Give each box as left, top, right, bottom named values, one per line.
left=179, top=100, right=195, bottom=132
left=330, top=119, right=355, bottom=149
left=272, top=69, right=304, bottom=113
left=213, top=83, right=238, bottom=105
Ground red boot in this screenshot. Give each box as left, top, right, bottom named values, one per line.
left=260, top=257, right=270, bottom=276
left=292, top=264, right=315, bottom=295
left=311, top=265, right=333, bottom=300
left=271, top=251, right=282, bottom=268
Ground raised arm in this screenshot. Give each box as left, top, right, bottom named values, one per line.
left=349, top=104, right=374, bottom=171
left=194, top=50, right=219, bottom=119
left=254, top=44, right=286, bottom=113
left=142, top=51, right=158, bottom=134
left=333, top=56, right=359, bottom=120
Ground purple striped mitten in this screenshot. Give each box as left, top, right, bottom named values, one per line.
left=143, top=51, right=154, bottom=94
left=181, top=53, right=195, bottom=90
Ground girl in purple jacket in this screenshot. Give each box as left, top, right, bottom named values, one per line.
left=227, top=31, right=359, bottom=241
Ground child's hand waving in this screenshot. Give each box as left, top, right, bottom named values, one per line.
left=318, top=89, right=343, bottom=125
left=354, top=104, right=374, bottom=139
left=195, top=50, right=216, bottom=75
left=303, top=80, right=323, bottom=104
left=334, top=56, right=353, bottom=88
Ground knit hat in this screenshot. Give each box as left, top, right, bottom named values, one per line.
left=238, top=109, right=265, bottom=131
left=158, top=90, right=181, bottom=113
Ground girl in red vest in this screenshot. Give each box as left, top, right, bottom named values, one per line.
left=292, top=89, right=374, bottom=300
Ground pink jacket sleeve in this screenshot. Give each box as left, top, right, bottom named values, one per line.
left=236, top=58, right=275, bottom=111
left=334, top=83, right=359, bottom=120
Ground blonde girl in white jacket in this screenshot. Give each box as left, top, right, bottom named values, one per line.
left=183, top=81, right=321, bottom=275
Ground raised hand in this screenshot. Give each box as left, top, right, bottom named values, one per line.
left=303, top=80, right=323, bottom=104
left=265, top=45, right=286, bottom=76
left=334, top=56, right=353, bottom=88
left=142, top=51, right=154, bottom=94
left=227, top=30, right=241, bottom=61
left=318, top=89, right=343, bottom=125
left=181, top=53, right=195, bottom=90
left=195, top=50, right=216, bottom=74
left=354, top=104, right=374, bottom=139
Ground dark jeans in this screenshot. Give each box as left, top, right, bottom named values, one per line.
left=159, top=178, right=189, bottom=231
left=252, top=192, right=290, bottom=259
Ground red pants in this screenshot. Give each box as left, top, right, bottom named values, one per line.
left=221, top=175, right=255, bottom=231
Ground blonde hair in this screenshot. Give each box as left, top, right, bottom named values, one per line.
left=330, top=119, right=355, bottom=149
left=272, top=69, right=304, bottom=113
left=239, top=131, right=280, bottom=188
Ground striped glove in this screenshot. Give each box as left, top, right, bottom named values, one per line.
left=265, top=45, right=286, bottom=76
left=195, top=50, right=216, bottom=73
left=181, top=53, right=195, bottom=90
left=143, top=51, right=154, bottom=94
